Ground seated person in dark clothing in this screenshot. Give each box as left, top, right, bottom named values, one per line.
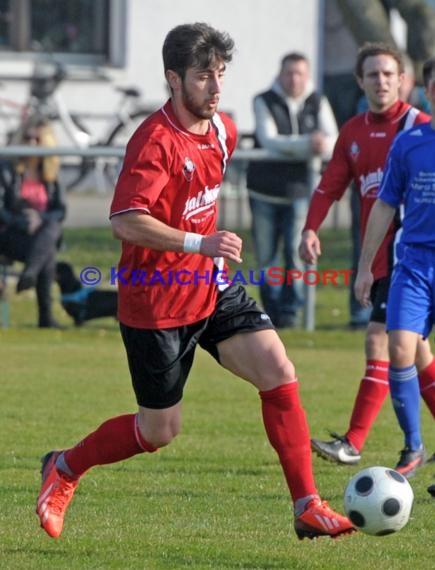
left=55, top=261, right=118, bottom=326
left=0, top=118, right=66, bottom=328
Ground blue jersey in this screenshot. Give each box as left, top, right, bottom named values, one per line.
left=379, top=122, right=435, bottom=247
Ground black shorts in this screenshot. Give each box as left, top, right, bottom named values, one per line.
left=369, top=276, right=390, bottom=324
left=120, top=285, right=274, bottom=409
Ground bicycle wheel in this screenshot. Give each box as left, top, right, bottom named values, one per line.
left=104, top=108, right=154, bottom=185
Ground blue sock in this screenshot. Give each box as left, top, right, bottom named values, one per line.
left=389, top=365, right=421, bottom=450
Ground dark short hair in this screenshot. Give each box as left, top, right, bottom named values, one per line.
left=422, top=57, right=435, bottom=88
left=355, top=42, right=403, bottom=78
left=280, top=52, right=309, bottom=70
left=162, top=22, right=234, bottom=79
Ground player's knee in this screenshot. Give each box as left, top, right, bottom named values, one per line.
left=137, top=419, right=181, bottom=448
left=365, top=328, right=388, bottom=359
left=151, top=435, right=175, bottom=448
left=282, top=358, right=296, bottom=382
left=144, top=427, right=179, bottom=448
left=365, top=334, right=378, bottom=357
left=388, top=339, right=414, bottom=367
left=414, top=339, right=433, bottom=371
left=260, top=357, right=296, bottom=386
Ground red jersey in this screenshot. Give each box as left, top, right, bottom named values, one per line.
left=110, top=100, right=237, bottom=328
left=304, top=100, right=430, bottom=280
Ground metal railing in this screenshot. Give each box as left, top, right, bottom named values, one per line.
left=0, top=144, right=321, bottom=331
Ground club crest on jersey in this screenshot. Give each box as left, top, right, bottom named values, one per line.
left=183, top=157, right=196, bottom=182
left=350, top=141, right=360, bottom=161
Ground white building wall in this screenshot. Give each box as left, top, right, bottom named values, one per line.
left=0, top=0, right=321, bottom=141
left=123, top=0, right=321, bottom=133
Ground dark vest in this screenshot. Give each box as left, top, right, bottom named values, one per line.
left=246, top=89, right=320, bottom=200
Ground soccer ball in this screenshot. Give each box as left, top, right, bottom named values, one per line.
left=343, top=466, right=414, bottom=536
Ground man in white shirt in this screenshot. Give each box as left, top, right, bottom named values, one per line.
left=246, top=52, right=337, bottom=328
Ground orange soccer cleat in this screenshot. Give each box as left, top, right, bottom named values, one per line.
left=294, top=497, right=356, bottom=540
left=36, top=451, right=79, bottom=539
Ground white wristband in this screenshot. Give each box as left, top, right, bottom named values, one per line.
left=183, top=232, right=204, bottom=253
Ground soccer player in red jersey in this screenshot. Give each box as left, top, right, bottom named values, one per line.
left=35, top=23, right=354, bottom=541
left=299, top=42, right=435, bottom=477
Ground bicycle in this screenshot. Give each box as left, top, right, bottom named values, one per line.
left=2, top=61, right=157, bottom=190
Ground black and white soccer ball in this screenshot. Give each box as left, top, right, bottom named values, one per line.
left=344, top=466, right=414, bottom=536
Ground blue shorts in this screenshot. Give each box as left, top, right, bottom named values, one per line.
left=386, top=244, right=435, bottom=338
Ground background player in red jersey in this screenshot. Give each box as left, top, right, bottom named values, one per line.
left=299, top=42, right=435, bottom=477
left=35, top=23, right=354, bottom=541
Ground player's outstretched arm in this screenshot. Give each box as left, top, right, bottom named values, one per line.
left=111, top=211, right=242, bottom=263
left=355, top=199, right=395, bottom=306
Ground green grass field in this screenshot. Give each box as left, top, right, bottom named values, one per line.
left=1, top=226, right=434, bottom=570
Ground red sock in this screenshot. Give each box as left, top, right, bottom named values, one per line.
left=346, top=360, right=389, bottom=451
left=64, top=414, right=157, bottom=477
left=260, top=382, right=317, bottom=503
left=418, top=358, right=435, bottom=419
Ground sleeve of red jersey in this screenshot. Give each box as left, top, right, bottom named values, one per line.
left=110, top=135, right=170, bottom=218
left=303, top=130, right=353, bottom=232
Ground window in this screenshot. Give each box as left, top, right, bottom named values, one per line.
left=0, top=0, right=10, bottom=48
left=0, top=0, right=115, bottom=62
left=32, top=0, right=108, bottom=55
